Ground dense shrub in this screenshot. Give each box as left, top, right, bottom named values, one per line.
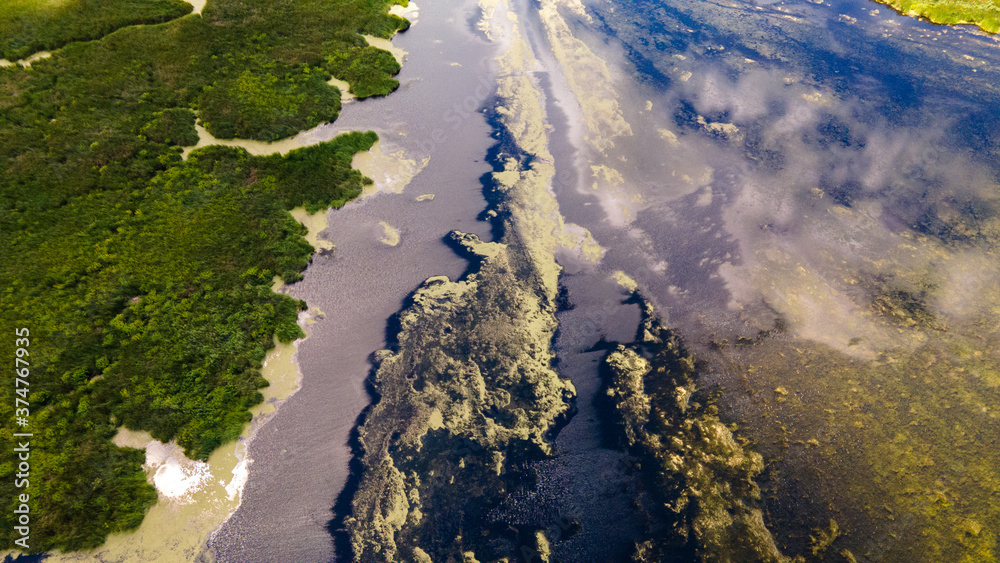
left=0, top=0, right=405, bottom=552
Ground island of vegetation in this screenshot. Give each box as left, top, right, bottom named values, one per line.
left=0, top=0, right=408, bottom=553
left=873, top=0, right=1000, bottom=33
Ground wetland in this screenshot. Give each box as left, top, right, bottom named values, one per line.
left=3, top=0, right=999, bottom=560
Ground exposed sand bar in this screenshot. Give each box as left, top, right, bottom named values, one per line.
left=389, top=1, right=420, bottom=23
left=351, top=140, right=428, bottom=199
left=290, top=207, right=335, bottom=252
left=327, top=76, right=357, bottom=103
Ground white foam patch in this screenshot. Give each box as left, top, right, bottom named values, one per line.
left=225, top=457, right=250, bottom=501
left=153, top=460, right=211, bottom=500
left=142, top=441, right=212, bottom=502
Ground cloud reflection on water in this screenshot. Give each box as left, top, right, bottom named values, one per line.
left=548, top=0, right=1000, bottom=557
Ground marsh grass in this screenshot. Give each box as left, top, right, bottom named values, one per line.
left=0, top=0, right=193, bottom=61
left=0, top=0, right=405, bottom=552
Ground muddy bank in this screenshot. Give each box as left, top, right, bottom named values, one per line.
left=44, top=317, right=313, bottom=563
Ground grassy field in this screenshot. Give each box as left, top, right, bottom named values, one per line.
left=875, top=0, right=1000, bottom=33
left=0, top=0, right=407, bottom=552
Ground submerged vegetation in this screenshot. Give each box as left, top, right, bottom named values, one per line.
left=0, top=0, right=406, bottom=553
left=342, top=37, right=577, bottom=554
left=342, top=232, right=575, bottom=562
left=601, top=299, right=795, bottom=563
left=873, top=0, right=1000, bottom=33
left=719, top=327, right=1000, bottom=561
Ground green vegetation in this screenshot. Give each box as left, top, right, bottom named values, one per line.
left=601, top=300, right=795, bottom=563
left=140, top=108, right=200, bottom=146
left=0, top=0, right=407, bottom=553
left=324, top=33, right=402, bottom=98
left=0, top=0, right=194, bottom=61
left=874, top=0, right=1000, bottom=33
left=343, top=232, right=575, bottom=562
left=199, top=69, right=343, bottom=141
